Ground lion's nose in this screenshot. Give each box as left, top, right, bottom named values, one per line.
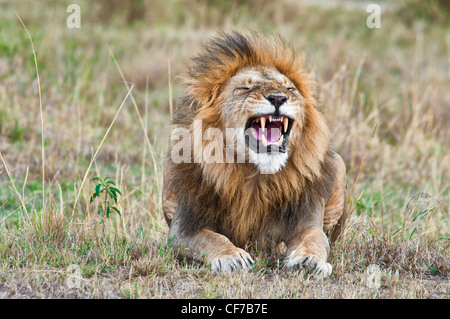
left=266, top=94, right=288, bottom=108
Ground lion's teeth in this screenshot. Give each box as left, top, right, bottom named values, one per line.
left=269, top=116, right=272, bottom=122
left=283, top=117, right=288, bottom=133
left=278, top=134, right=284, bottom=146
left=261, top=134, right=267, bottom=147
left=260, top=117, right=266, bottom=132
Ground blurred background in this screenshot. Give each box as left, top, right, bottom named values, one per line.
left=0, top=0, right=449, bottom=249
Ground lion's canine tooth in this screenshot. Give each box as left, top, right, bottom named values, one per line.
left=260, top=117, right=266, bottom=132
left=278, top=134, right=284, bottom=146
left=269, top=116, right=273, bottom=122
left=283, top=117, right=289, bottom=133
left=261, top=134, right=268, bottom=147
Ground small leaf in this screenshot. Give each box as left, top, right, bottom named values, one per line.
left=95, top=183, right=102, bottom=197
left=106, top=206, right=111, bottom=218
left=107, top=189, right=117, bottom=202
left=90, top=193, right=98, bottom=203
left=111, top=206, right=121, bottom=216
left=92, top=177, right=102, bottom=182
left=106, top=180, right=116, bottom=185
left=109, top=187, right=122, bottom=196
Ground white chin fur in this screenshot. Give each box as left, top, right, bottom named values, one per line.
left=249, top=149, right=288, bottom=174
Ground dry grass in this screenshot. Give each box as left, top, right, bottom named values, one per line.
left=0, top=0, right=449, bottom=299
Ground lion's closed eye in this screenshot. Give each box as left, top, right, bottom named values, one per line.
left=234, top=87, right=251, bottom=94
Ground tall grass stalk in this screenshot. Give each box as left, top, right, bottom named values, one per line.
left=107, top=47, right=160, bottom=191
left=16, top=13, right=45, bottom=210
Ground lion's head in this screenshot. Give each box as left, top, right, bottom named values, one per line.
left=173, top=31, right=330, bottom=177
left=221, top=66, right=301, bottom=174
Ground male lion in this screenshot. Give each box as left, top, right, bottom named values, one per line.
left=162, top=31, right=347, bottom=277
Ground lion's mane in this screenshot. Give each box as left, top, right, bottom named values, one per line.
left=169, top=32, right=338, bottom=248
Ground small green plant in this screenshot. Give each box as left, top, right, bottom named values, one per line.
left=90, top=176, right=122, bottom=223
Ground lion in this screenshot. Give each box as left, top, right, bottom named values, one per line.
left=162, top=31, right=347, bottom=277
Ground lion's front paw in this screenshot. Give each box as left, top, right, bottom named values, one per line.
left=284, top=252, right=332, bottom=278
left=211, top=248, right=254, bottom=274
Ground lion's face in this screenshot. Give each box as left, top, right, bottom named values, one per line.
left=221, top=67, right=303, bottom=174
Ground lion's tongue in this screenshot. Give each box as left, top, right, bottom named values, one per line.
left=266, top=124, right=282, bottom=143
left=252, top=121, right=282, bottom=143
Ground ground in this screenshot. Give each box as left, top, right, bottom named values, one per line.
left=0, top=0, right=449, bottom=298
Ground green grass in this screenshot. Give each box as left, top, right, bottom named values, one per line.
left=0, top=0, right=449, bottom=298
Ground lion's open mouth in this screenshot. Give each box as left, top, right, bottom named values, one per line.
left=245, top=115, right=293, bottom=153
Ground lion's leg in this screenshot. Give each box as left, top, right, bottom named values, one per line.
left=162, top=156, right=177, bottom=227
left=284, top=189, right=333, bottom=276
left=168, top=217, right=254, bottom=274
left=323, top=152, right=347, bottom=243
left=284, top=152, right=346, bottom=277
left=163, top=157, right=253, bottom=274
left=163, top=158, right=253, bottom=273
left=162, top=188, right=177, bottom=227
left=284, top=225, right=332, bottom=278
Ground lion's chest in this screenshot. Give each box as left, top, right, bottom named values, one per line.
left=218, top=190, right=300, bottom=249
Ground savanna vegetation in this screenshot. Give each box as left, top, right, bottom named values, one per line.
left=0, top=0, right=448, bottom=298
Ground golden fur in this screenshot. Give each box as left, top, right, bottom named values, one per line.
left=163, top=31, right=347, bottom=276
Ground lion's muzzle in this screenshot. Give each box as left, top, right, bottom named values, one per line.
left=245, top=114, right=293, bottom=153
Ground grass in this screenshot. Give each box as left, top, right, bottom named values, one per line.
left=0, top=0, right=449, bottom=298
